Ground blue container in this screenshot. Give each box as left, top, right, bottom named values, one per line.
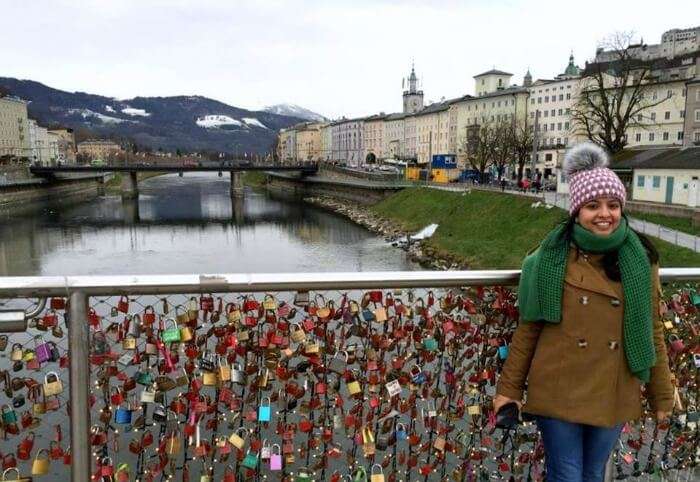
left=431, top=155, right=457, bottom=169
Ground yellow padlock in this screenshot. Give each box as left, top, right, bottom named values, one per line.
left=347, top=380, right=361, bottom=396
left=180, top=326, right=193, bottom=342
left=290, top=323, right=306, bottom=343
left=22, top=349, right=35, bottom=362
left=467, top=404, right=481, bottom=415
left=10, top=344, right=23, bottom=361
left=371, top=464, right=385, bottom=482
left=263, top=294, right=277, bottom=311
left=43, top=371, right=63, bottom=396
left=218, top=359, right=231, bottom=382
left=32, top=448, right=50, bottom=475
left=304, top=342, right=319, bottom=354
left=373, top=307, right=387, bottom=322
left=229, top=429, right=246, bottom=449
left=122, top=336, right=136, bottom=350
left=202, top=372, right=218, bottom=386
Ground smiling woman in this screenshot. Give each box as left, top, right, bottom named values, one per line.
left=494, top=142, right=673, bottom=482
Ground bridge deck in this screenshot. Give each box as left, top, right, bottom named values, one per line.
left=30, top=164, right=317, bottom=174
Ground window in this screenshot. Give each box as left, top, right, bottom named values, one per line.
left=551, top=109, right=555, bottom=116
left=566, top=93, right=571, bottom=99
left=667, top=90, right=673, bottom=98
left=653, top=176, right=661, bottom=188
left=545, top=96, right=549, bottom=102
left=678, top=131, right=684, bottom=141
left=696, top=110, right=700, bottom=122
left=649, top=133, right=655, bottom=142
left=565, top=108, right=570, bottom=114
left=637, top=114, right=643, bottom=122
left=652, top=91, right=658, bottom=100
left=564, top=122, right=570, bottom=130
left=537, top=97, right=542, bottom=104
left=635, top=133, right=642, bottom=142
left=558, top=109, right=563, bottom=115
left=637, top=175, right=645, bottom=188
left=550, top=123, right=555, bottom=130
left=665, top=111, right=670, bottom=120
left=680, top=110, right=685, bottom=119
left=696, top=90, right=700, bottom=101
left=564, top=137, right=569, bottom=145
left=559, top=94, right=563, bottom=101
left=557, top=138, right=561, bottom=145
left=663, top=132, right=669, bottom=141
left=543, top=124, right=548, bottom=131
left=530, top=112, right=535, bottom=118
left=650, top=112, right=656, bottom=121
left=544, top=110, right=549, bottom=117
left=695, top=131, right=700, bottom=142
left=531, top=99, right=535, bottom=104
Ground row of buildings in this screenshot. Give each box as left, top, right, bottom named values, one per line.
left=0, top=95, right=127, bottom=165
left=276, top=26, right=700, bottom=185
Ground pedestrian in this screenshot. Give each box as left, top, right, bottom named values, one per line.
left=500, top=178, right=507, bottom=192
left=493, top=142, right=674, bottom=482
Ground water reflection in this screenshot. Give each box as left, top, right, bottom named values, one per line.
left=0, top=173, right=416, bottom=275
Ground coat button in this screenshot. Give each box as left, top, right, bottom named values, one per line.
left=579, top=296, right=589, bottom=305
left=610, top=298, right=621, bottom=307
left=608, top=341, right=619, bottom=350
left=577, top=339, right=588, bottom=348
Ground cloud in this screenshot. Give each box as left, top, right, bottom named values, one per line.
left=3, top=0, right=692, bottom=119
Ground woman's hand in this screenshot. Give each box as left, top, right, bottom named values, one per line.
left=493, top=394, right=522, bottom=414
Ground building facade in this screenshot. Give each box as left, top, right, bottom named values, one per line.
left=77, top=140, right=123, bottom=160
left=48, top=127, right=76, bottom=162
left=295, top=123, right=323, bottom=161
left=362, top=114, right=386, bottom=162
left=595, top=26, right=700, bottom=62
left=319, top=124, right=332, bottom=162
left=277, top=128, right=295, bottom=163
left=0, top=96, right=30, bottom=160
left=330, top=118, right=364, bottom=167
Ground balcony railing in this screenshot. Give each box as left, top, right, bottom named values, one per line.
left=0, top=269, right=697, bottom=482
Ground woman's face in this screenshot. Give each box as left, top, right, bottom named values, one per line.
left=576, top=196, right=622, bottom=236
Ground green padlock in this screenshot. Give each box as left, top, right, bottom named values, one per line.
left=296, top=467, right=312, bottom=482
left=136, top=370, right=153, bottom=386
left=691, top=291, right=700, bottom=307
left=241, top=451, right=258, bottom=470
left=354, top=467, right=368, bottom=482
left=161, top=318, right=181, bottom=343
left=1, top=405, right=17, bottom=424
left=423, top=337, right=438, bottom=352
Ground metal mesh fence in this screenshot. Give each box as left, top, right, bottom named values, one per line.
left=0, top=282, right=698, bottom=481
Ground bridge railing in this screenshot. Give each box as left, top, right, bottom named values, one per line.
left=0, top=269, right=697, bottom=482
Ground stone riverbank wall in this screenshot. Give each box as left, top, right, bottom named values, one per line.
left=0, top=174, right=107, bottom=213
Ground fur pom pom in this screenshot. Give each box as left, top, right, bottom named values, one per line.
left=562, top=142, right=609, bottom=178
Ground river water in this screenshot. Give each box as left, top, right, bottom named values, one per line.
left=0, top=173, right=416, bottom=276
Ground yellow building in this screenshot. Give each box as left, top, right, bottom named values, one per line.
left=48, top=127, right=76, bottom=162
left=363, top=114, right=386, bottom=162
left=414, top=101, right=453, bottom=165
left=296, top=123, right=324, bottom=161
left=77, top=139, right=123, bottom=160
left=277, top=128, right=296, bottom=163
left=0, top=96, right=31, bottom=160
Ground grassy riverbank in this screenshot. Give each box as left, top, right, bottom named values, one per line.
left=630, top=211, right=700, bottom=237
left=241, top=171, right=267, bottom=189
left=371, top=187, right=700, bottom=268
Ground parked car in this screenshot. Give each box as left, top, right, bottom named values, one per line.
left=90, top=159, right=105, bottom=167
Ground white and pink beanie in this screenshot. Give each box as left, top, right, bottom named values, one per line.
left=563, top=143, right=626, bottom=216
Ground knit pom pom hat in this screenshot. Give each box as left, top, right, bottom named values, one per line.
left=563, top=142, right=626, bottom=216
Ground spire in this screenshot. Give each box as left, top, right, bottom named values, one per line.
left=523, top=68, right=532, bottom=87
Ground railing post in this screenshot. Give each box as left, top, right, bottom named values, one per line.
left=69, top=291, right=91, bottom=482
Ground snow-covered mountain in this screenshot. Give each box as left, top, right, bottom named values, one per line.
left=0, top=77, right=304, bottom=153
left=263, top=104, right=327, bottom=122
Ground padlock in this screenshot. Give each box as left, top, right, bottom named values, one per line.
left=10, top=343, right=23, bottom=361
left=2, top=404, right=17, bottom=424
left=115, top=402, right=132, bottom=424
left=385, top=379, right=401, bottom=397
left=117, top=296, right=129, bottom=313
left=433, top=435, right=446, bottom=451
left=258, top=397, right=271, bottom=422
left=31, top=449, right=50, bottom=476
left=241, top=450, right=259, bottom=469
left=290, top=323, right=306, bottom=343
left=122, top=335, right=137, bottom=350
left=35, top=336, right=52, bottom=363
left=160, top=318, right=181, bottom=343
left=202, top=371, right=218, bottom=386
left=218, top=357, right=231, bottom=381
left=43, top=371, right=63, bottom=396
left=229, top=428, right=246, bottom=449
left=140, top=385, right=156, bottom=403
left=328, top=351, right=347, bottom=374
left=152, top=404, right=167, bottom=423
left=347, top=379, right=361, bottom=396
left=296, top=467, right=313, bottom=482
left=371, top=464, right=385, bottom=482
left=396, top=423, right=407, bottom=441
left=410, top=364, right=426, bottom=385
left=269, top=444, right=282, bottom=470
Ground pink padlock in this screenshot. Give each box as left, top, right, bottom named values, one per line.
left=269, top=444, right=282, bottom=471
left=35, top=337, right=52, bottom=364
left=669, top=334, right=685, bottom=353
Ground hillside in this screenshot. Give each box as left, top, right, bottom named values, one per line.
left=0, top=77, right=304, bottom=154
left=371, top=188, right=700, bottom=268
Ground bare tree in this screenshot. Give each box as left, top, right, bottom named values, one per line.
left=462, top=122, right=497, bottom=183
left=571, top=32, right=672, bottom=153
left=491, top=121, right=515, bottom=181
left=511, top=122, right=533, bottom=181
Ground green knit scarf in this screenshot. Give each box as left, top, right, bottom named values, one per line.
left=518, top=217, right=656, bottom=382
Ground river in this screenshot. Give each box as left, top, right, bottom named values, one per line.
left=0, top=172, right=416, bottom=276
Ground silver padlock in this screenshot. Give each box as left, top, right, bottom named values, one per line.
left=231, top=363, right=245, bottom=384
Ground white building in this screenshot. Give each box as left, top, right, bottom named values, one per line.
left=28, top=119, right=58, bottom=166
left=595, top=26, right=700, bottom=62
left=330, top=118, right=364, bottom=167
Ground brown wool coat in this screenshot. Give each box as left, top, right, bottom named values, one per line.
left=496, top=244, right=675, bottom=428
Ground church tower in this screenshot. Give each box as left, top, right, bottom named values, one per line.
left=402, top=63, right=424, bottom=114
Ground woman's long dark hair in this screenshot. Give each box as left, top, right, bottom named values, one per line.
left=560, top=214, right=659, bottom=281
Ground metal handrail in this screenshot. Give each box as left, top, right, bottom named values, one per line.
left=0, top=268, right=698, bottom=297
left=2, top=268, right=699, bottom=482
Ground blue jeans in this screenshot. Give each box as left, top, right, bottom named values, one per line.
left=536, top=416, right=623, bottom=482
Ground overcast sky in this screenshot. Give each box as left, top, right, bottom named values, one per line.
left=3, top=0, right=694, bottom=119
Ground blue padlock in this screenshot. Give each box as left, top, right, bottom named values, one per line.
left=410, top=364, right=426, bottom=385
left=115, top=406, right=132, bottom=424
left=396, top=423, right=407, bottom=441
left=258, top=397, right=271, bottom=422
left=498, top=344, right=509, bottom=360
